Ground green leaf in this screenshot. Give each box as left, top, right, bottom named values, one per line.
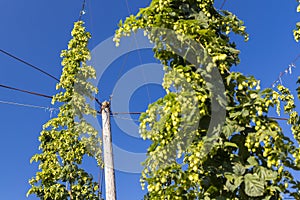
left=225, top=175, right=243, bottom=192
left=224, top=141, right=238, bottom=148
left=233, top=163, right=246, bottom=176
left=244, top=173, right=264, bottom=197
left=254, top=166, right=277, bottom=181
left=247, top=156, right=258, bottom=166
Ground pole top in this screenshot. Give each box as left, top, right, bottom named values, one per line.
left=101, top=101, right=110, bottom=110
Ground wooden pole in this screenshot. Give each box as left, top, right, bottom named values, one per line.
left=101, top=101, right=116, bottom=200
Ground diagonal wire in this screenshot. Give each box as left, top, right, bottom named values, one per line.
left=109, top=36, right=135, bottom=104
left=116, top=50, right=131, bottom=82
left=270, top=53, right=300, bottom=88
left=2, top=4, right=102, bottom=107
left=124, top=0, right=152, bottom=104
left=79, top=0, right=87, bottom=21
left=99, top=166, right=104, bottom=197
left=87, top=0, right=95, bottom=44
left=0, top=81, right=103, bottom=108
left=0, top=84, right=53, bottom=99
left=0, top=99, right=58, bottom=117
left=220, top=0, right=228, bottom=9
left=0, top=100, right=57, bottom=110
left=0, top=49, right=60, bottom=82
left=0, top=49, right=103, bottom=106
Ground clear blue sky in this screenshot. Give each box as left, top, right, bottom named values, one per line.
left=0, top=0, right=300, bottom=200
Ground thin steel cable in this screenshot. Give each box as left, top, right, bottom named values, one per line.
left=0, top=100, right=58, bottom=117
left=100, top=167, right=104, bottom=196
left=98, top=166, right=104, bottom=199
left=96, top=111, right=142, bottom=115
left=0, top=49, right=102, bottom=106
left=0, top=84, right=53, bottom=99
left=0, top=84, right=136, bottom=115
left=1, top=9, right=102, bottom=108
left=109, top=38, right=135, bottom=105
left=220, top=0, right=228, bottom=9
left=0, top=82, right=102, bottom=107
left=0, top=100, right=57, bottom=110
left=124, top=0, right=152, bottom=104
left=112, top=112, right=142, bottom=115
left=116, top=50, right=130, bottom=82
left=0, top=98, right=290, bottom=124
left=79, top=0, right=87, bottom=21
left=87, top=0, right=95, bottom=45
left=112, top=115, right=140, bottom=122
left=0, top=49, right=59, bottom=81
left=270, top=53, right=300, bottom=88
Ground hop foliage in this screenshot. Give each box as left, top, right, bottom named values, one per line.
left=28, top=21, right=102, bottom=200
left=115, top=0, right=300, bottom=199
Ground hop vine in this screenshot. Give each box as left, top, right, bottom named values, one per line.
left=28, top=21, right=102, bottom=200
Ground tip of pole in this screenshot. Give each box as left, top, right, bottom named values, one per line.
left=101, top=101, right=110, bottom=109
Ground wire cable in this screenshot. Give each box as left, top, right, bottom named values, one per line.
left=112, top=115, right=140, bottom=122
left=0, top=49, right=103, bottom=106
left=0, top=99, right=58, bottom=117
left=270, top=53, right=300, bottom=88
left=0, top=100, right=57, bottom=111
left=112, top=112, right=142, bottom=115
left=87, top=0, right=95, bottom=45
left=97, top=166, right=103, bottom=199
left=0, top=95, right=288, bottom=121
left=100, top=167, right=104, bottom=197
left=1, top=9, right=103, bottom=107
left=220, top=0, right=228, bottom=9
left=124, top=0, right=152, bottom=104
left=79, top=0, right=87, bottom=21
left=96, top=111, right=142, bottom=115
left=0, top=97, right=291, bottom=124
left=0, top=82, right=103, bottom=109
left=116, top=50, right=130, bottom=82
left=0, top=84, right=53, bottom=99
left=0, top=49, right=60, bottom=82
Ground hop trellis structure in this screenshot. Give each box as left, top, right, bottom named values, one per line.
left=28, top=21, right=102, bottom=200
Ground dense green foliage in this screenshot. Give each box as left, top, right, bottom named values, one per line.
left=28, top=21, right=102, bottom=199
left=115, top=0, right=300, bottom=199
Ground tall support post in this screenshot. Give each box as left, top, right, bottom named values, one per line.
left=101, top=101, right=116, bottom=200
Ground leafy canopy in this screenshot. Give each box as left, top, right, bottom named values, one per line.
left=115, top=0, right=300, bottom=199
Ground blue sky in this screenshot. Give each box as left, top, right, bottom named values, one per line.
left=0, top=0, right=300, bottom=199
